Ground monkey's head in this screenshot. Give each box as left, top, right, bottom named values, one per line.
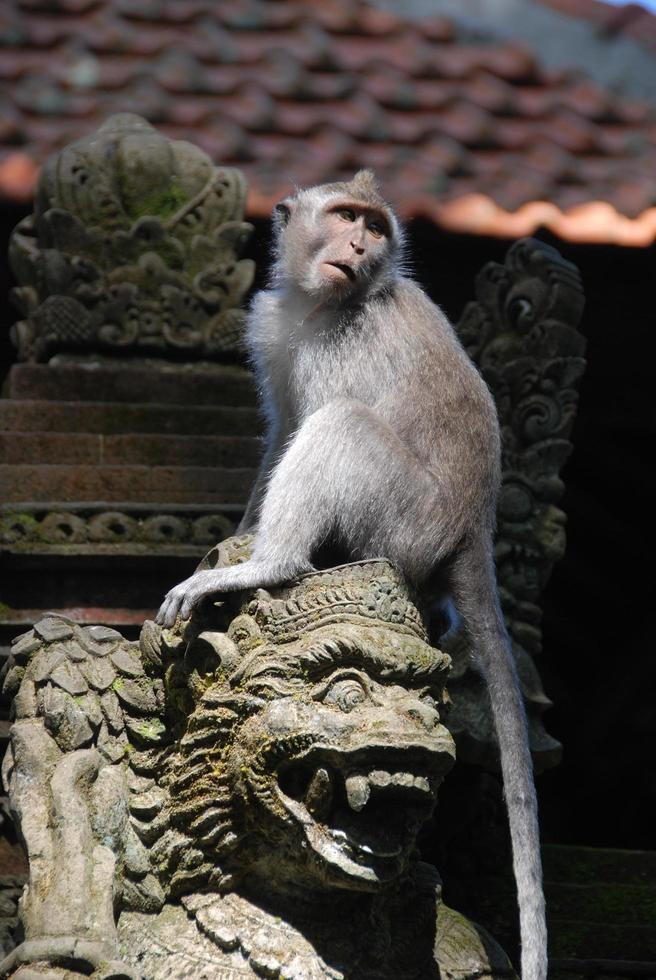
left=272, top=169, right=403, bottom=300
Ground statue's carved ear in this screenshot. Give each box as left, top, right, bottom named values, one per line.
left=227, top=613, right=263, bottom=654
left=194, top=632, right=241, bottom=674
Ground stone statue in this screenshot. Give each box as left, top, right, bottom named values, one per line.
left=8, top=114, right=254, bottom=362
left=446, top=238, right=586, bottom=774
left=1, top=537, right=516, bottom=979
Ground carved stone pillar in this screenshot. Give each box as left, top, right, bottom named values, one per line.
left=0, top=115, right=260, bottom=640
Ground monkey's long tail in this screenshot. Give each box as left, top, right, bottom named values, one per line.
left=451, top=540, right=547, bottom=980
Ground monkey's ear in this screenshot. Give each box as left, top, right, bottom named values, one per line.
left=273, top=201, right=292, bottom=227
left=352, top=169, right=380, bottom=196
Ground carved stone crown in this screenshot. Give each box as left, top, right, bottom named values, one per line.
left=245, top=560, right=429, bottom=644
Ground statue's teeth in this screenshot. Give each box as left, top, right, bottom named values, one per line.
left=367, top=771, right=431, bottom=794
left=304, top=767, right=333, bottom=820
left=345, top=774, right=370, bottom=812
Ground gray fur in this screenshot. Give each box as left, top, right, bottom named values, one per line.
left=157, top=174, right=546, bottom=980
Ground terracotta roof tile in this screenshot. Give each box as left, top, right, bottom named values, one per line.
left=2, top=0, right=656, bottom=244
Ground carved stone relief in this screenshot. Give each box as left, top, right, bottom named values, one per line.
left=8, top=114, right=255, bottom=362
left=447, top=238, right=586, bottom=772
left=0, top=537, right=516, bottom=979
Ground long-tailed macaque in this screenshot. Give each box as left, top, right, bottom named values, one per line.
left=157, top=170, right=546, bottom=980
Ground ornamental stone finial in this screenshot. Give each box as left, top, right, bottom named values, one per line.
left=9, top=114, right=255, bottom=362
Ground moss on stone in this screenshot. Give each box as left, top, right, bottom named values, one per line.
left=130, top=180, right=189, bottom=221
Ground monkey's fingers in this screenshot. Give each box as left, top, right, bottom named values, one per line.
left=155, top=581, right=190, bottom=627
left=156, top=571, right=224, bottom=627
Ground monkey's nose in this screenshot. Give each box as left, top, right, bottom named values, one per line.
left=350, top=238, right=365, bottom=255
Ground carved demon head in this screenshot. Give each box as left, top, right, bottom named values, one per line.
left=156, top=545, right=455, bottom=898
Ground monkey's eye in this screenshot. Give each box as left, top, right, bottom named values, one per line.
left=338, top=208, right=357, bottom=222
left=275, top=202, right=291, bottom=226
left=367, top=220, right=385, bottom=238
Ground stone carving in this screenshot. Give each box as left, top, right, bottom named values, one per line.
left=8, top=114, right=255, bottom=362
left=0, top=506, right=238, bottom=554
left=445, top=238, right=586, bottom=772
left=1, top=537, right=516, bottom=979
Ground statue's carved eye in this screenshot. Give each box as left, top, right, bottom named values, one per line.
left=324, top=678, right=368, bottom=713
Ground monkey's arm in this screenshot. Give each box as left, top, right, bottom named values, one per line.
left=238, top=291, right=293, bottom=534
left=156, top=398, right=454, bottom=627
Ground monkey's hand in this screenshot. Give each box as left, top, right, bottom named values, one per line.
left=156, top=557, right=315, bottom=627
left=156, top=570, right=227, bottom=627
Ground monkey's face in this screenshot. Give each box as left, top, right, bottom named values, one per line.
left=274, top=191, right=396, bottom=300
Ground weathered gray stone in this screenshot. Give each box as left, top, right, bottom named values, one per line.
left=60, top=640, right=91, bottom=663
left=79, top=657, right=116, bottom=694
left=33, top=618, right=75, bottom=643
left=9, top=114, right=254, bottom=363
left=127, top=787, right=167, bottom=821
left=110, top=649, right=144, bottom=679
left=113, top=679, right=158, bottom=716
left=99, top=692, right=124, bottom=735
left=2, top=556, right=516, bottom=978
left=42, top=687, right=94, bottom=751
left=124, top=716, right=167, bottom=746
left=86, top=626, right=124, bottom=645
left=80, top=627, right=122, bottom=658
left=49, top=662, right=88, bottom=697
left=31, top=649, right=65, bottom=684
left=2, top=666, right=24, bottom=699
left=12, top=679, right=37, bottom=720
left=76, top=692, right=103, bottom=731
left=9, top=632, right=40, bottom=660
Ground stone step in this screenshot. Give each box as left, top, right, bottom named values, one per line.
left=543, top=845, right=656, bottom=889
left=548, top=920, right=656, bottom=961
left=0, top=432, right=262, bottom=468
left=0, top=400, right=261, bottom=436
left=6, top=362, right=257, bottom=407
left=547, top=882, right=656, bottom=929
left=0, top=464, right=256, bottom=504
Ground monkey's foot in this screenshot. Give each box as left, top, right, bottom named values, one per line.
left=155, top=559, right=313, bottom=627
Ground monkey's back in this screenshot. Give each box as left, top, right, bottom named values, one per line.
left=248, top=279, right=501, bottom=533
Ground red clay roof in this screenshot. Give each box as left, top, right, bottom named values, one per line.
left=2, top=0, right=656, bottom=244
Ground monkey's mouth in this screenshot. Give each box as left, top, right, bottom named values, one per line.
left=275, top=741, right=453, bottom=885
left=324, top=261, right=356, bottom=282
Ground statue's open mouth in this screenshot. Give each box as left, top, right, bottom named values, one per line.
left=275, top=741, right=454, bottom=884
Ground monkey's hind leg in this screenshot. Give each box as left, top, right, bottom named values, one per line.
left=251, top=397, right=462, bottom=581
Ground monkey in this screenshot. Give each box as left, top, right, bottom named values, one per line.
left=156, top=169, right=547, bottom=980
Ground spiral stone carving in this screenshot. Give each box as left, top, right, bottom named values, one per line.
left=448, top=237, right=586, bottom=772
